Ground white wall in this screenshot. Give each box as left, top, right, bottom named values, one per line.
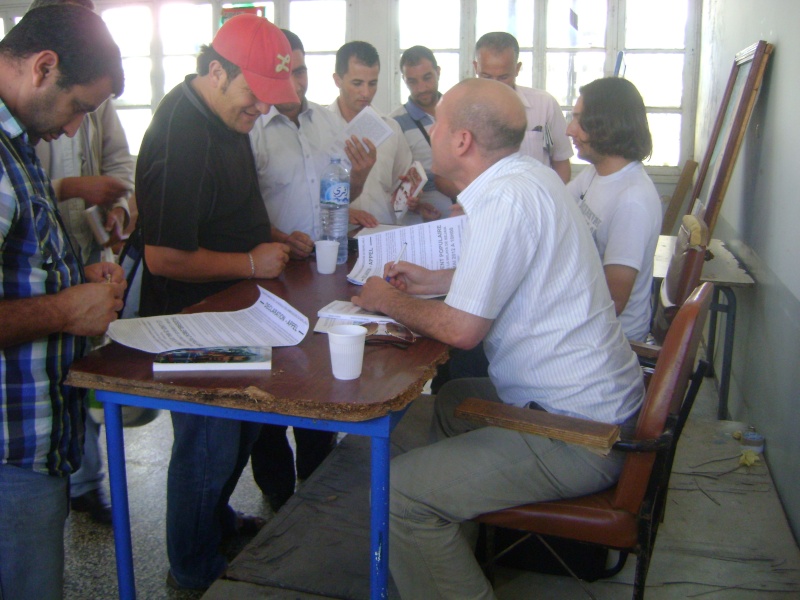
left=697, top=0, right=800, bottom=540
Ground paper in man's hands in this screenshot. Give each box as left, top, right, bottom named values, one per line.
left=347, top=216, right=465, bottom=286
left=107, top=287, right=308, bottom=354
left=393, top=161, right=428, bottom=219
left=330, top=106, right=394, bottom=159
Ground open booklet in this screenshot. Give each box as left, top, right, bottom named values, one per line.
left=347, top=215, right=466, bottom=285
left=107, top=286, right=308, bottom=354
left=314, top=300, right=398, bottom=333
left=329, top=105, right=394, bottom=159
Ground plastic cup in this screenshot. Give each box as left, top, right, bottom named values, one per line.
left=315, top=240, right=340, bottom=275
left=327, top=324, right=367, bottom=380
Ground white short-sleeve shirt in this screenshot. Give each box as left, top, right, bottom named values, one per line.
left=447, top=153, right=643, bottom=424
left=567, top=162, right=662, bottom=341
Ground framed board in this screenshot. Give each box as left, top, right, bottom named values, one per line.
left=689, top=40, right=774, bottom=235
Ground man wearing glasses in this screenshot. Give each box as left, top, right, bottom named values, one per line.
left=353, top=78, right=644, bottom=599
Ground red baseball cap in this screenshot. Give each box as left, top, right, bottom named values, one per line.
left=211, top=15, right=299, bottom=105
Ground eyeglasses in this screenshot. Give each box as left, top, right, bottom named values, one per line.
left=362, top=321, right=416, bottom=348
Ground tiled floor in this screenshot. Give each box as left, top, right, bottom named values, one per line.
left=63, top=374, right=800, bottom=599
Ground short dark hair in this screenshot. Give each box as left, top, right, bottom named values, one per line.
left=335, top=41, right=379, bottom=77
left=578, top=77, right=652, bottom=161
left=400, top=45, right=437, bottom=71
left=475, top=32, right=520, bottom=61
left=281, top=29, right=304, bottom=54
left=28, top=0, right=95, bottom=11
left=197, top=44, right=241, bottom=80
left=0, top=5, right=123, bottom=96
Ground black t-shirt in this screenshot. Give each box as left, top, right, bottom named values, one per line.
left=136, top=75, right=271, bottom=316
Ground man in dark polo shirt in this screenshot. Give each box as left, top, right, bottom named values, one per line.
left=135, top=15, right=296, bottom=590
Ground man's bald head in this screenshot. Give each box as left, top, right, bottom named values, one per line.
left=444, top=78, right=526, bottom=157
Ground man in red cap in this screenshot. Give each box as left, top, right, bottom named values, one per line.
left=134, top=15, right=298, bottom=591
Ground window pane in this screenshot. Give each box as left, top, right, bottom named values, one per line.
left=646, top=113, right=681, bottom=167
left=303, top=54, right=338, bottom=106
left=546, top=51, right=605, bottom=107
left=116, top=57, right=152, bottom=106
left=161, top=3, right=212, bottom=56
left=400, top=0, right=460, bottom=49
left=164, top=56, right=198, bottom=94
left=624, top=54, right=684, bottom=108
left=435, top=52, right=460, bottom=96
left=626, top=0, right=687, bottom=49
left=115, top=107, right=154, bottom=156
left=547, top=0, right=605, bottom=49
left=476, top=0, right=533, bottom=47
left=516, top=51, right=534, bottom=89
left=102, top=6, right=152, bottom=56
left=290, top=1, right=346, bottom=53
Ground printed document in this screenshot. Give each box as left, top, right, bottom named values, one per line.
left=330, top=106, right=394, bottom=158
left=107, top=287, right=308, bottom=354
left=314, top=300, right=398, bottom=333
left=347, top=216, right=466, bottom=285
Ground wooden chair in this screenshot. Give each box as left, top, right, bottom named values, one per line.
left=455, top=282, right=714, bottom=600
left=650, top=214, right=710, bottom=345
left=660, top=159, right=698, bottom=236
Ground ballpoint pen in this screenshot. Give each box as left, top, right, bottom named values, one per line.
left=385, top=242, right=407, bottom=282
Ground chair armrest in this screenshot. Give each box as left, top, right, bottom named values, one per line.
left=613, top=428, right=674, bottom=452
left=454, top=397, right=621, bottom=451
left=630, top=340, right=660, bottom=361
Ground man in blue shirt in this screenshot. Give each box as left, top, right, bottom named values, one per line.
left=0, top=6, right=125, bottom=599
left=390, top=45, right=459, bottom=223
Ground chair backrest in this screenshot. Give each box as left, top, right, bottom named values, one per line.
left=651, top=215, right=709, bottom=344
left=660, top=159, right=699, bottom=236
left=613, top=282, right=713, bottom=514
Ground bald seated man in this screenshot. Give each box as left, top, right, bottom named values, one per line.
left=352, top=78, right=644, bottom=599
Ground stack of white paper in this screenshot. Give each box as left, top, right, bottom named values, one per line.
left=347, top=216, right=466, bottom=285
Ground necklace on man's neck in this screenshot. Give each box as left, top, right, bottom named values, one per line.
left=580, top=170, right=596, bottom=200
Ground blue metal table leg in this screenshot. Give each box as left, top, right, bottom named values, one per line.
left=716, top=286, right=736, bottom=420
left=103, top=400, right=136, bottom=599
left=370, top=433, right=391, bottom=599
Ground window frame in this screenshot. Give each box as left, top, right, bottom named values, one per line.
left=394, top=0, right=702, bottom=181
left=3, top=0, right=700, bottom=177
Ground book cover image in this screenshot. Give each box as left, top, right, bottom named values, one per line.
left=153, top=346, right=272, bottom=372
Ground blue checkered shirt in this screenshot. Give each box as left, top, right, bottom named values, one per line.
left=0, top=99, right=85, bottom=476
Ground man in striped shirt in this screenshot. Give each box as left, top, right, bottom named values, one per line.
left=0, top=7, right=125, bottom=599
left=353, top=78, right=644, bottom=599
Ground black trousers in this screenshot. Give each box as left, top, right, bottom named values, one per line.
left=250, top=425, right=337, bottom=511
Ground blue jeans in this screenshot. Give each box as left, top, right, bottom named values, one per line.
left=70, top=405, right=104, bottom=498
left=166, top=412, right=262, bottom=588
left=0, top=464, right=69, bottom=600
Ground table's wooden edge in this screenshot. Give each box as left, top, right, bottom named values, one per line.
left=66, top=347, right=450, bottom=422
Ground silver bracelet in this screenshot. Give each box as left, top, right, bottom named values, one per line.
left=247, top=252, right=255, bottom=279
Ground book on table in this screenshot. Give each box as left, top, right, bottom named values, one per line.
left=152, top=346, right=272, bottom=372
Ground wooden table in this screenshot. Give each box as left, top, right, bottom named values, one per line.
left=653, top=236, right=754, bottom=418
left=66, top=258, right=449, bottom=600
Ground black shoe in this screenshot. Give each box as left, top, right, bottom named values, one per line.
left=70, top=488, right=112, bottom=524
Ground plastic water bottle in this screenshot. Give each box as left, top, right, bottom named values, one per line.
left=320, top=157, right=350, bottom=264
